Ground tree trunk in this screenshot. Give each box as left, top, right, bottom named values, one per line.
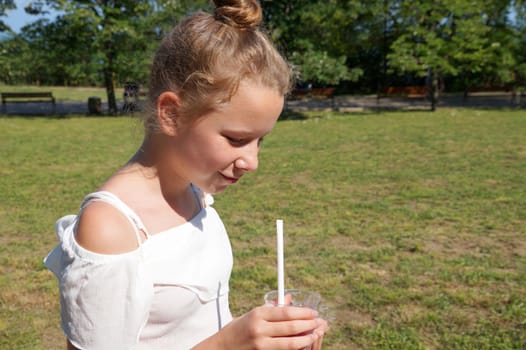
left=103, top=40, right=118, bottom=115
left=428, top=68, right=439, bottom=111
left=104, top=67, right=117, bottom=115
left=381, top=0, right=388, bottom=94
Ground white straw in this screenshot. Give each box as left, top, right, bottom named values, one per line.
left=276, top=219, right=285, bottom=306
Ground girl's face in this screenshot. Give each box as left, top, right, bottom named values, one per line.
left=167, top=81, right=284, bottom=194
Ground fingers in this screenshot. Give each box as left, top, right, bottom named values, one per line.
left=263, top=318, right=322, bottom=337
left=258, top=305, right=318, bottom=322
left=224, top=306, right=329, bottom=350
left=316, top=317, right=329, bottom=332
left=269, top=329, right=322, bottom=350
left=255, top=306, right=325, bottom=346
left=256, top=306, right=329, bottom=338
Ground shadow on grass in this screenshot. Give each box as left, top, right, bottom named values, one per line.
left=279, top=110, right=308, bottom=121
left=2, top=104, right=523, bottom=121
left=0, top=101, right=138, bottom=118
left=0, top=112, right=133, bottom=119
left=0, top=112, right=69, bottom=119
left=279, top=108, right=398, bottom=121
left=1, top=114, right=105, bottom=119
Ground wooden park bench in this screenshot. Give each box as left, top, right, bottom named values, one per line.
left=377, top=86, right=428, bottom=99
left=1, top=92, right=56, bottom=113
left=289, top=87, right=335, bottom=100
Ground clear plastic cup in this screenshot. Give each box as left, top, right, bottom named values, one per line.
left=264, top=289, right=332, bottom=350
left=264, top=289, right=322, bottom=309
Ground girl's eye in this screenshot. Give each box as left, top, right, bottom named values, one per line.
left=225, top=135, right=264, bottom=147
left=226, top=136, right=245, bottom=145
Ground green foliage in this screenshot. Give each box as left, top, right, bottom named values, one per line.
left=1, top=1, right=526, bottom=95
left=384, top=0, right=522, bottom=109
left=263, top=0, right=364, bottom=86
left=0, top=1, right=208, bottom=112
left=0, top=0, right=15, bottom=32
left=388, top=0, right=485, bottom=76
left=0, top=35, right=30, bottom=84
left=387, top=0, right=519, bottom=89
left=19, top=16, right=100, bottom=85
left=290, top=42, right=361, bottom=86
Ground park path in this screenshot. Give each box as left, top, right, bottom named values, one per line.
left=1, top=92, right=524, bottom=116
left=287, top=92, right=525, bottom=112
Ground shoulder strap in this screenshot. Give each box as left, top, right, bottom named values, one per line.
left=80, top=191, right=150, bottom=245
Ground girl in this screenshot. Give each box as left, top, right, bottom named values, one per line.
left=45, top=0, right=328, bottom=349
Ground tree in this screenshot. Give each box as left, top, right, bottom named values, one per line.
left=4, top=0, right=525, bottom=104
left=289, top=42, right=359, bottom=87
left=449, top=0, right=518, bottom=96
left=510, top=0, right=526, bottom=95
left=337, top=0, right=409, bottom=93
left=47, top=0, right=153, bottom=114
left=387, top=0, right=516, bottom=111
left=0, top=34, right=31, bottom=84
left=16, top=16, right=98, bottom=85
left=0, top=0, right=15, bottom=32
left=29, top=0, right=206, bottom=114
left=262, top=0, right=363, bottom=88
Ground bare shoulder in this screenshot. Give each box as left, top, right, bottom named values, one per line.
left=75, top=200, right=141, bottom=254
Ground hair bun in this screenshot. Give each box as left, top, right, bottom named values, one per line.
left=213, top=0, right=262, bottom=29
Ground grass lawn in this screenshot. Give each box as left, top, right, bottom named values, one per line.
left=1, top=108, right=525, bottom=349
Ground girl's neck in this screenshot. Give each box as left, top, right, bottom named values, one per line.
left=102, top=140, right=201, bottom=235
left=124, top=137, right=191, bottom=200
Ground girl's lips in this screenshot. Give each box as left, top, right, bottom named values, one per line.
left=221, top=174, right=239, bottom=184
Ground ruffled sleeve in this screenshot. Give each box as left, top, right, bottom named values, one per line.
left=44, top=215, right=153, bottom=350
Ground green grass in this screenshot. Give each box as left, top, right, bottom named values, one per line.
left=0, top=84, right=123, bottom=102
left=1, top=109, right=525, bottom=349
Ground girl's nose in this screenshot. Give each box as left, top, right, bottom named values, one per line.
left=234, top=142, right=259, bottom=172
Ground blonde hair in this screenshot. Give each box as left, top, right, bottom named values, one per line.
left=144, top=0, right=292, bottom=134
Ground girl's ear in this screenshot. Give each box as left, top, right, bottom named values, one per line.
left=157, top=91, right=181, bottom=136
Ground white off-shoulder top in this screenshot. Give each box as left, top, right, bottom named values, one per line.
left=44, top=189, right=233, bottom=350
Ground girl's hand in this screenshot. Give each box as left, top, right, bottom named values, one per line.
left=193, top=305, right=327, bottom=350
left=223, top=305, right=324, bottom=350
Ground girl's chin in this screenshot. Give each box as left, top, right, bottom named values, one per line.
left=195, top=175, right=238, bottom=194
left=200, top=182, right=229, bottom=195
